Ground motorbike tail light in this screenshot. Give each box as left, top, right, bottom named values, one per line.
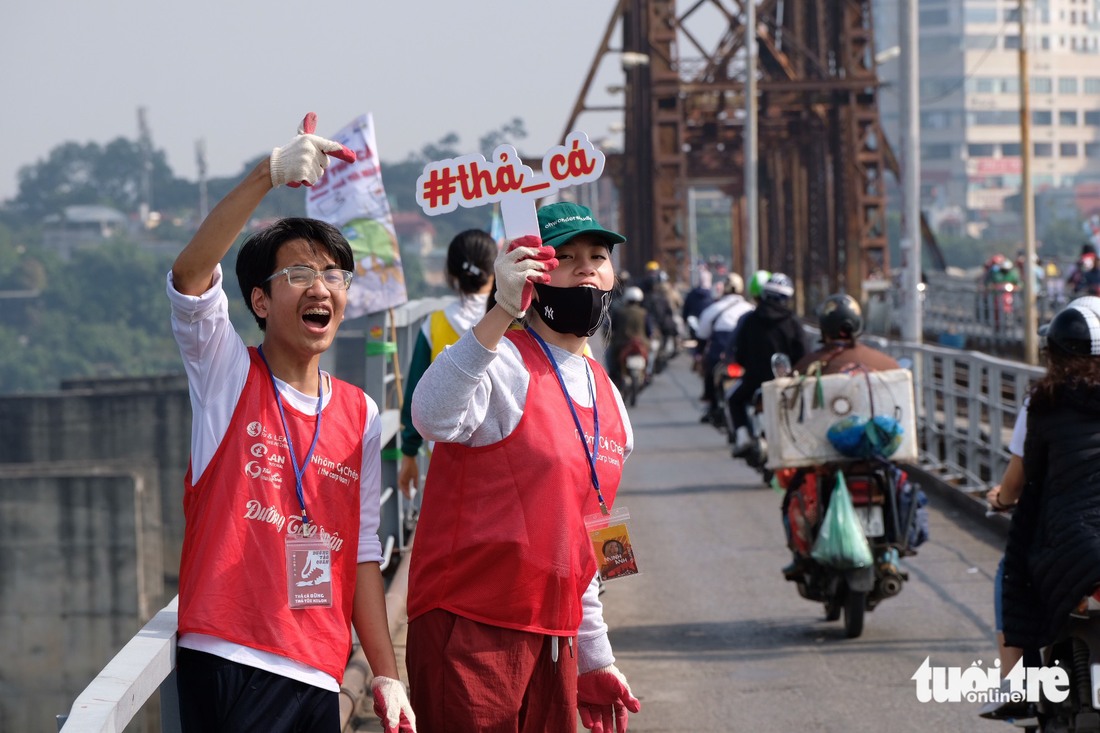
left=847, top=477, right=873, bottom=506
left=726, top=363, right=744, bottom=378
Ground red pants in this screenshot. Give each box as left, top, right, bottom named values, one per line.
left=406, top=609, right=578, bottom=733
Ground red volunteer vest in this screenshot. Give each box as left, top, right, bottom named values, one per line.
left=407, top=330, right=627, bottom=636
left=178, top=348, right=366, bottom=681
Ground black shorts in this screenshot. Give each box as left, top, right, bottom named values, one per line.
left=176, top=647, right=339, bottom=733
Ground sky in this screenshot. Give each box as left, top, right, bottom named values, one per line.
left=0, top=0, right=634, bottom=202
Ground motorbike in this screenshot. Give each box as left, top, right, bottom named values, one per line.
left=719, top=356, right=774, bottom=484
left=782, top=462, right=922, bottom=637
left=1015, top=592, right=1100, bottom=732
left=770, top=354, right=925, bottom=638
left=618, top=338, right=649, bottom=408
left=985, top=282, right=1016, bottom=329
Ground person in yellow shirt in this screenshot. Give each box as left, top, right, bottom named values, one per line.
left=397, top=230, right=496, bottom=498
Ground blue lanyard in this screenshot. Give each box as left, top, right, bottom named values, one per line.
left=528, top=330, right=609, bottom=515
left=258, top=346, right=322, bottom=527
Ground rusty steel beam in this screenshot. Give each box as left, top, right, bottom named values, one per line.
left=564, top=0, right=893, bottom=303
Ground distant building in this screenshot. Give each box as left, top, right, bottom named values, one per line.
left=42, top=205, right=128, bottom=260
left=874, top=0, right=1100, bottom=228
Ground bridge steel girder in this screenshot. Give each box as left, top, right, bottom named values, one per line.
left=615, top=0, right=890, bottom=306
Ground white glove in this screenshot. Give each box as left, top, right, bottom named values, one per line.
left=269, top=113, right=356, bottom=188
left=494, top=236, right=558, bottom=319
left=370, top=676, right=416, bottom=733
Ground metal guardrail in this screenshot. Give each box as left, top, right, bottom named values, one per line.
left=861, top=334, right=1043, bottom=493
left=881, top=272, right=1065, bottom=353
left=58, top=297, right=446, bottom=733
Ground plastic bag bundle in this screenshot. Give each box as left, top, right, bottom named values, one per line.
left=810, top=472, right=874, bottom=569
left=826, top=415, right=904, bottom=459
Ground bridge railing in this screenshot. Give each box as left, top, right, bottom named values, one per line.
left=862, top=333, right=1043, bottom=492
left=57, top=297, right=445, bottom=732
left=885, top=272, right=1064, bottom=352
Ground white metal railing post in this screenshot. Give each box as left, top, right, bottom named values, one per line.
left=988, top=367, right=1005, bottom=483
left=967, top=357, right=983, bottom=487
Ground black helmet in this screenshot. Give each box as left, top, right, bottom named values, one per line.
left=1039, top=296, right=1100, bottom=356
left=818, top=293, right=863, bottom=340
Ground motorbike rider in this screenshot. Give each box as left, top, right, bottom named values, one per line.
left=682, top=270, right=715, bottom=340
left=682, top=269, right=716, bottom=382
left=782, top=294, right=898, bottom=579
left=640, top=262, right=677, bottom=375
left=983, top=254, right=1020, bottom=288
left=978, top=405, right=1029, bottom=721
left=729, top=273, right=808, bottom=456
left=608, top=285, right=652, bottom=389
left=793, top=294, right=898, bottom=375
left=1067, top=246, right=1100, bottom=296
left=1001, top=297, right=1100, bottom=679
left=696, top=273, right=754, bottom=424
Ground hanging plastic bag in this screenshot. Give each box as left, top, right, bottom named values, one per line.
left=811, top=471, right=874, bottom=569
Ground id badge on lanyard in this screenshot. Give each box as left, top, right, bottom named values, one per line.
left=258, top=347, right=334, bottom=610
left=584, top=506, right=642, bottom=582
left=285, top=531, right=334, bottom=608
left=527, top=331, right=644, bottom=584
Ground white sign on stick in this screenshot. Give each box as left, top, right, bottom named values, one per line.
left=414, top=131, right=605, bottom=239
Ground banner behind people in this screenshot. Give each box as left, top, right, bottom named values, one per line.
left=306, top=114, right=407, bottom=318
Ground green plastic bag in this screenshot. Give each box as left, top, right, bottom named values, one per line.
left=810, top=472, right=874, bottom=569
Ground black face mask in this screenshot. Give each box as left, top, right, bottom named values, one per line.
left=532, top=283, right=613, bottom=338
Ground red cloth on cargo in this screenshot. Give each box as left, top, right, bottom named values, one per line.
left=407, top=329, right=627, bottom=636
left=178, top=348, right=365, bottom=681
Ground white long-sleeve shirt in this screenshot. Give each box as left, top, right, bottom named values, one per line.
left=697, top=293, right=753, bottom=340
left=412, top=327, right=633, bottom=673
left=167, top=265, right=383, bottom=691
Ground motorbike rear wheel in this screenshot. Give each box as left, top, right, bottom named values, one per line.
left=844, top=591, right=866, bottom=638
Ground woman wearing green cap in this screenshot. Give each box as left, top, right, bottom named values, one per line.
left=404, top=201, right=642, bottom=732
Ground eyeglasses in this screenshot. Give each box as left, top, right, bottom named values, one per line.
left=265, top=266, right=354, bottom=291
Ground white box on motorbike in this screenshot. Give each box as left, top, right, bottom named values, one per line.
left=760, top=368, right=917, bottom=469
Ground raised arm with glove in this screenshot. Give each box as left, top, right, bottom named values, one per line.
left=269, top=112, right=357, bottom=188
left=493, top=235, right=558, bottom=319
left=471, top=234, right=558, bottom=351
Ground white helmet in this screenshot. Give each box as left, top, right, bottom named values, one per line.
left=725, top=273, right=744, bottom=295
left=624, top=286, right=644, bottom=303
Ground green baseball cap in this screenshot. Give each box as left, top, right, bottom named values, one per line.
left=536, top=202, right=627, bottom=249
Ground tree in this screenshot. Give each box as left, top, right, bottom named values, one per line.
left=478, top=118, right=528, bottom=158
left=10, top=138, right=186, bottom=222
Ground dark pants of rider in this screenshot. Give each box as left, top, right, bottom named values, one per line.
left=406, top=609, right=578, bottom=733
left=701, top=354, right=718, bottom=406
left=728, top=380, right=756, bottom=431
left=176, top=647, right=338, bottom=733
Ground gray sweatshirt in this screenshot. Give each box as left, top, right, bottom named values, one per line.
left=411, top=327, right=634, bottom=673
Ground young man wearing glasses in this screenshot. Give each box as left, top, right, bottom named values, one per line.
left=167, top=118, right=415, bottom=733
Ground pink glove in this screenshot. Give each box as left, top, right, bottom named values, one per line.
left=577, top=664, right=641, bottom=733
left=494, top=235, right=557, bottom=318
left=275, top=113, right=357, bottom=189
left=370, top=676, right=416, bottom=733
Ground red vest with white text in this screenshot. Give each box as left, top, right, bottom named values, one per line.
left=178, top=348, right=366, bottom=681
left=407, top=330, right=627, bottom=635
